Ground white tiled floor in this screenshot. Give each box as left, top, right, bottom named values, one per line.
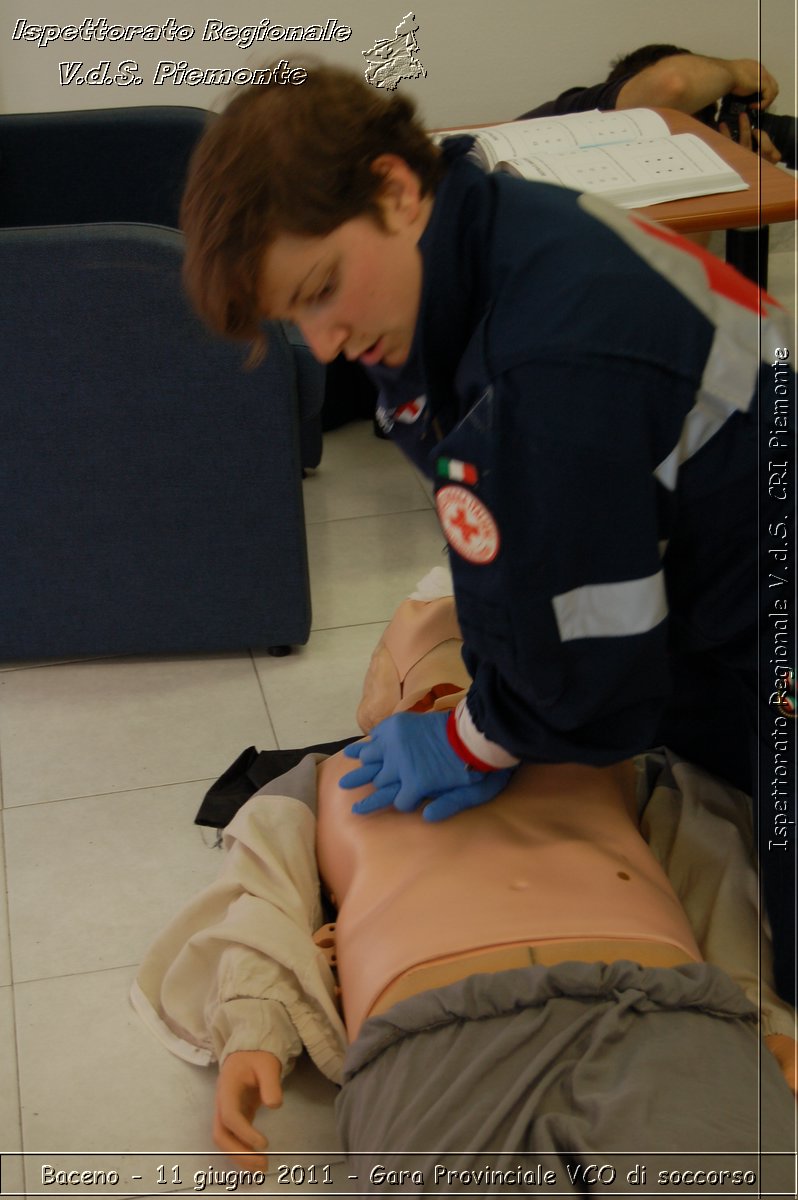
left=0, top=422, right=442, bottom=1198
left=0, top=241, right=795, bottom=1198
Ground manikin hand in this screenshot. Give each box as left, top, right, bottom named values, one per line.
left=213, top=1050, right=283, bottom=1167
left=340, top=710, right=514, bottom=821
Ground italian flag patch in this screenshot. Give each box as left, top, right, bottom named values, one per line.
left=436, top=457, right=478, bottom=485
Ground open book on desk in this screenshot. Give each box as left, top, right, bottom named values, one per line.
left=440, top=108, right=748, bottom=208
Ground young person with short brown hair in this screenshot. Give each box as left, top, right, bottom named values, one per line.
left=178, top=63, right=796, bottom=1009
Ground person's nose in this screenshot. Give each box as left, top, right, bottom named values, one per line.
left=297, top=315, right=350, bottom=364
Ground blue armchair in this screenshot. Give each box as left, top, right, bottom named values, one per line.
left=0, top=107, right=323, bottom=658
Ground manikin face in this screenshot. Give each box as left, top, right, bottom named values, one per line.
left=257, top=156, right=433, bottom=368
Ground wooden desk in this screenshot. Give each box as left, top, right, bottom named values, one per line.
left=437, top=108, right=795, bottom=283
left=641, top=108, right=796, bottom=234
left=636, top=109, right=796, bottom=286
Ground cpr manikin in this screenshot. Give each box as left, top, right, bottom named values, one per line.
left=131, top=571, right=796, bottom=1178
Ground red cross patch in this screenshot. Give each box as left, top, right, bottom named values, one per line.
left=435, top=485, right=500, bottom=565
left=395, top=395, right=426, bottom=424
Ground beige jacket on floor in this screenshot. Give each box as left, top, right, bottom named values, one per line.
left=131, top=756, right=347, bottom=1083
left=131, top=749, right=794, bottom=1085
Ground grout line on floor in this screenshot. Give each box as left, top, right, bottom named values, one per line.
left=304, top=505, right=439, bottom=528
left=1, top=816, right=24, bottom=1147
left=249, top=648, right=280, bottom=750
left=8, top=993, right=24, bottom=1157
left=0, top=778, right=218, bottom=811
left=304, top=500, right=434, bottom=526
left=306, top=618, right=391, bottom=636
left=12, top=957, right=174, bottom=989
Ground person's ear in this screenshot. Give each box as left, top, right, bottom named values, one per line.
left=370, top=154, right=425, bottom=230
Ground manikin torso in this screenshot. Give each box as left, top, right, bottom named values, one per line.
left=315, top=596, right=702, bottom=1040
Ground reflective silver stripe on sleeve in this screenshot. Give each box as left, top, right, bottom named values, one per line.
left=655, top=330, right=757, bottom=491
left=577, top=193, right=793, bottom=494
left=656, top=389, right=734, bottom=490
left=552, top=571, right=668, bottom=642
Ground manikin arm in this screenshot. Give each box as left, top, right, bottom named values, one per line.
left=131, top=767, right=346, bottom=1166
left=214, top=1051, right=283, bottom=1168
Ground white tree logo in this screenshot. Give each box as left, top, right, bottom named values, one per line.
left=362, top=11, right=426, bottom=90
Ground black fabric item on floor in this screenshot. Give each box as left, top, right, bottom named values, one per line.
left=195, top=737, right=360, bottom=827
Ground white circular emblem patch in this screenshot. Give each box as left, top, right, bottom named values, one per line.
left=435, top=485, right=500, bottom=565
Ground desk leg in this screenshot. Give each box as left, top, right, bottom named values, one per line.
left=725, top=225, right=770, bottom=289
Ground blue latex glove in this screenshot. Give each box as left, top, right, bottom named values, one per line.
left=340, top=711, right=515, bottom=822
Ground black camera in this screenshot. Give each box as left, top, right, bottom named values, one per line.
left=716, top=91, right=796, bottom=168
left=716, top=92, right=759, bottom=141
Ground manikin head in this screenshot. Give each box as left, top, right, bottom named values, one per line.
left=180, top=63, right=443, bottom=365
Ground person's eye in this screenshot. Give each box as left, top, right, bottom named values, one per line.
left=308, top=275, right=337, bottom=306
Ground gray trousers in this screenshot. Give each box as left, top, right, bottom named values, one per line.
left=336, top=961, right=795, bottom=1197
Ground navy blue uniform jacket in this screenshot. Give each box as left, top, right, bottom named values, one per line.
left=367, top=140, right=793, bottom=787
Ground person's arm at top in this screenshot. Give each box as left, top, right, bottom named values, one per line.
left=615, top=54, right=778, bottom=113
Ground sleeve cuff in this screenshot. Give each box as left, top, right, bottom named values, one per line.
left=447, top=700, right=520, bottom=771
left=213, top=997, right=302, bottom=1071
